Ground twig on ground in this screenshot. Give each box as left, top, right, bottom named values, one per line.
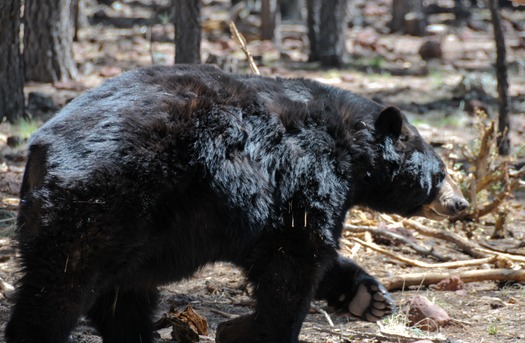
left=344, top=224, right=451, bottom=262
left=311, top=305, right=334, bottom=327
left=478, top=240, right=525, bottom=256
left=402, top=219, right=487, bottom=258
left=403, top=219, right=525, bottom=263
left=381, top=269, right=525, bottom=291
left=476, top=247, right=525, bottom=263
left=346, top=236, right=497, bottom=268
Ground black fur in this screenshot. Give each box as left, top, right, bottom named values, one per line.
left=6, top=65, right=446, bottom=343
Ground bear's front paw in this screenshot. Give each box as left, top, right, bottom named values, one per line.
left=346, top=278, right=395, bottom=322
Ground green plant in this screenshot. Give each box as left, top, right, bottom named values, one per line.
left=14, top=119, right=40, bottom=140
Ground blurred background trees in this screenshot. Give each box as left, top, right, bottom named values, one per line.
left=0, top=0, right=519, bottom=156
left=0, top=0, right=25, bottom=123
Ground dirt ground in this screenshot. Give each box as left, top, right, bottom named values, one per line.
left=1, top=0, right=525, bottom=342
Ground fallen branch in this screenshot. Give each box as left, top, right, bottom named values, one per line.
left=402, top=219, right=487, bottom=258
left=403, top=219, right=525, bottom=263
left=381, top=269, right=525, bottom=291
left=346, top=236, right=497, bottom=269
left=478, top=240, right=525, bottom=257
left=476, top=246, right=525, bottom=263
left=344, top=224, right=451, bottom=262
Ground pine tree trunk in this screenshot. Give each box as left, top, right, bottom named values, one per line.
left=0, top=0, right=25, bottom=123
left=175, top=0, right=201, bottom=64
left=24, top=0, right=78, bottom=82
left=390, top=0, right=426, bottom=36
left=281, top=0, right=303, bottom=21
left=261, top=0, right=281, bottom=45
left=489, top=0, right=511, bottom=155
left=306, top=0, right=320, bottom=61
left=319, top=0, right=348, bottom=68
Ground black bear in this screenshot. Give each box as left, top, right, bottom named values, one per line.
left=5, top=65, right=467, bottom=343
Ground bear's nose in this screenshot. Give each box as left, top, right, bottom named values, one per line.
left=452, top=198, right=469, bottom=214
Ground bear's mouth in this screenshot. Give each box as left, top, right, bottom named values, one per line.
left=419, top=204, right=450, bottom=220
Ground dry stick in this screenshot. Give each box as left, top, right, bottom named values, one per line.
left=344, top=224, right=451, bottom=262
left=403, top=219, right=525, bottom=263
left=311, top=305, right=334, bottom=327
left=381, top=269, right=525, bottom=291
left=229, top=22, right=260, bottom=75
left=402, top=219, right=488, bottom=259
left=476, top=247, right=525, bottom=263
left=346, top=236, right=497, bottom=269
left=479, top=240, right=525, bottom=257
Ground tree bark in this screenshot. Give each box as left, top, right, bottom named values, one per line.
left=319, top=0, right=348, bottom=68
left=281, top=0, right=303, bottom=21
left=72, top=0, right=88, bottom=41
left=261, top=0, right=281, bottom=44
left=489, top=0, right=511, bottom=155
left=174, top=0, right=201, bottom=64
left=306, top=0, right=320, bottom=61
left=390, top=0, right=426, bottom=36
left=0, top=0, right=25, bottom=123
left=24, top=0, right=78, bottom=82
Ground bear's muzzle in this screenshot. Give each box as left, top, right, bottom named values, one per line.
left=415, top=173, right=469, bottom=220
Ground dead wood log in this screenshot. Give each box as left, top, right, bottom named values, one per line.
left=382, top=269, right=525, bottom=291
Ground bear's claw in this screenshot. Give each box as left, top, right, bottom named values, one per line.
left=347, top=279, right=395, bottom=322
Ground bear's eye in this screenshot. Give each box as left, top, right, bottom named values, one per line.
left=435, top=170, right=446, bottom=185
left=399, top=134, right=409, bottom=142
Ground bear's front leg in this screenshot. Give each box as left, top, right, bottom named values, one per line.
left=315, top=255, right=395, bottom=322
left=216, top=230, right=336, bottom=343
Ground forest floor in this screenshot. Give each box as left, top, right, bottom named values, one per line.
left=1, top=0, right=525, bottom=342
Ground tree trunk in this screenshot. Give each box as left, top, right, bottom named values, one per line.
left=489, top=0, right=511, bottom=155
left=261, top=0, right=281, bottom=44
left=390, top=0, right=426, bottom=36
left=0, top=0, right=25, bottom=123
left=319, top=0, right=348, bottom=68
left=174, top=0, right=201, bottom=64
left=72, top=0, right=88, bottom=41
left=306, top=0, right=320, bottom=61
left=24, top=0, right=78, bottom=82
left=281, top=0, right=303, bottom=21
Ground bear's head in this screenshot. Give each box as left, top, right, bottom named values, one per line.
left=356, top=106, right=468, bottom=220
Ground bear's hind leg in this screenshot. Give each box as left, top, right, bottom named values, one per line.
left=87, top=287, right=159, bottom=343
left=5, top=268, right=98, bottom=343
left=315, top=255, right=395, bottom=322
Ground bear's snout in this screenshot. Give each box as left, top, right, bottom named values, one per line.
left=416, top=173, right=469, bottom=220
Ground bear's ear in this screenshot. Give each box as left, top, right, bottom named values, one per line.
left=375, top=106, right=403, bottom=139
